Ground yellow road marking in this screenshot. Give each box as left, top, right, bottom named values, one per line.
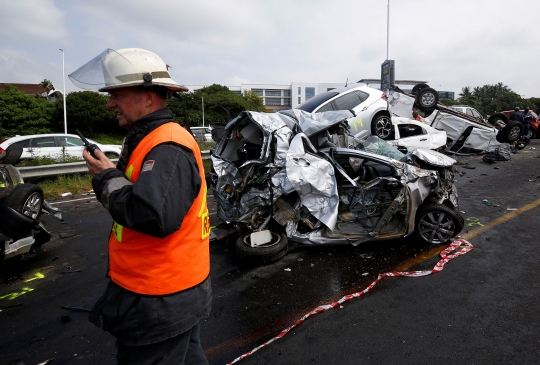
left=394, top=197, right=540, bottom=271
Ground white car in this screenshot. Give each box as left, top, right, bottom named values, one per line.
left=386, top=117, right=447, bottom=153
left=296, top=83, right=391, bottom=138
left=190, top=127, right=213, bottom=142
left=0, top=134, right=122, bottom=161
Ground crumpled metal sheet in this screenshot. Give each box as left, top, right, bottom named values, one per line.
left=291, top=109, right=355, bottom=137
left=211, top=156, right=241, bottom=196
left=388, top=92, right=415, bottom=118
left=286, top=134, right=339, bottom=230
left=462, top=128, right=499, bottom=152
left=411, top=148, right=456, bottom=167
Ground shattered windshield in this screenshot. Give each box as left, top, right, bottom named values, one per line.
left=353, top=135, right=408, bottom=162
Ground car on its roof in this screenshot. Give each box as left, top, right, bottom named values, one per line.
left=0, top=134, right=122, bottom=161
left=501, top=110, right=539, bottom=139
left=296, top=84, right=391, bottom=139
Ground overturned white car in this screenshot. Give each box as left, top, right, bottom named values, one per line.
left=388, top=87, right=525, bottom=154
left=210, top=110, right=463, bottom=264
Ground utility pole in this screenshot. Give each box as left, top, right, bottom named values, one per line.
left=387, top=0, right=390, bottom=60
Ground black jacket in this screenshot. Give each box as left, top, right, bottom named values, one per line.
left=509, top=111, right=524, bottom=123
left=89, top=108, right=212, bottom=346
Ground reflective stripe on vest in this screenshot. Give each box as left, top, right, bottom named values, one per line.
left=108, top=122, right=210, bottom=295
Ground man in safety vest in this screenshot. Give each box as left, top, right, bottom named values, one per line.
left=70, top=48, right=211, bottom=365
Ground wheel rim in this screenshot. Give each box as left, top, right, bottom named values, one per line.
left=242, top=232, right=281, bottom=248
left=22, top=192, right=42, bottom=219
left=421, top=92, right=436, bottom=108
left=417, top=211, right=456, bottom=244
left=527, top=130, right=534, bottom=138
left=375, top=117, right=392, bottom=138
left=509, top=126, right=521, bottom=141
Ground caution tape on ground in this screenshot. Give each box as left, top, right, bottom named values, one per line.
left=227, top=238, right=473, bottom=364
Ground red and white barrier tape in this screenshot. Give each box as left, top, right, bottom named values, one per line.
left=227, top=238, right=473, bottom=364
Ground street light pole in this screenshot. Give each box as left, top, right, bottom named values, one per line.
left=60, top=49, right=67, bottom=134
left=387, top=0, right=390, bottom=60
left=202, top=96, right=205, bottom=128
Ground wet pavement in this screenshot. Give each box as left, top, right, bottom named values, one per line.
left=2, top=142, right=540, bottom=364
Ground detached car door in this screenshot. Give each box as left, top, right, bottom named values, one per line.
left=393, top=122, right=433, bottom=150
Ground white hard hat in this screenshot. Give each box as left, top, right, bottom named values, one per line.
left=69, top=48, right=188, bottom=92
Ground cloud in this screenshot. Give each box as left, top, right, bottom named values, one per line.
left=0, top=0, right=67, bottom=40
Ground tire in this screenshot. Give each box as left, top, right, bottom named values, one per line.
left=371, top=114, right=394, bottom=140
left=411, top=83, right=430, bottom=95
left=526, top=129, right=534, bottom=139
left=415, top=88, right=439, bottom=111
left=515, top=136, right=530, bottom=150
left=0, top=144, right=23, bottom=165
left=487, top=112, right=509, bottom=126
left=496, top=121, right=523, bottom=143
left=5, top=184, right=44, bottom=220
left=415, top=203, right=463, bottom=244
left=236, top=231, right=288, bottom=265
left=0, top=201, right=36, bottom=239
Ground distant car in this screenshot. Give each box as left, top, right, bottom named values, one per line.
left=190, top=127, right=213, bottom=142
left=501, top=110, right=540, bottom=139
left=296, top=84, right=391, bottom=139
left=0, top=134, right=122, bottom=161
left=449, top=105, right=485, bottom=120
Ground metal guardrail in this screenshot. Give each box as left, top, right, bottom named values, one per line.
left=18, top=150, right=211, bottom=179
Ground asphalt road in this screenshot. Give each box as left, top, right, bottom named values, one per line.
left=1, top=141, right=540, bottom=365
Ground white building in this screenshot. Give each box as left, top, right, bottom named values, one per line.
left=185, top=80, right=458, bottom=113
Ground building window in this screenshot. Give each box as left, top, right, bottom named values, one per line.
left=298, top=96, right=301, bottom=104
left=251, top=89, right=263, bottom=96
left=283, top=98, right=291, bottom=105
left=283, top=90, right=291, bottom=97
left=265, top=90, right=281, bottom=97
left=265, top=97, right=282, bottom=105
left=298, top=87, right=301, bottom=95
left=438, top=91, right=454, bottom=99
left=305, top=87, right=315, bottom=100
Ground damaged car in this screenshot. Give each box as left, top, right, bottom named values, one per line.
left=388, top=86, right=527, bottom=154
left=1, top=144, right=61, bottom=266
left=211, top=109, right=463, bottom=264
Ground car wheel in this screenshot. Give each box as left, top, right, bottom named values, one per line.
left=515, top=136, right=530, bottom=150
left=415, top=204, right=463, bottom=244
left=487, top=112, right=509, bottom=126
left=496, top=121, right=523, bottom=143
left=0, top=201, right=36, bottom=240
left=415, top=88, right=439, bottom=111
left=526, top=129, right=534, bottom=139
left=236, top=231, right=288, bottom=265
left=411, top=83, right=430, bottom=95
left=0, top=144, right=23, bottom=165
left=371, top=114, right=394, bottom=140
left=5, top=184, right=44, bottom=220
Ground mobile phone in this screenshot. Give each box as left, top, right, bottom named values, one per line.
left=75, top=129, right=100, bottom=158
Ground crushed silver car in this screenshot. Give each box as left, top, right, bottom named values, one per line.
left=211, top=109, right=463, bottom=264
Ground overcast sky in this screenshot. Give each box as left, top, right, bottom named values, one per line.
left=1, top=0, right=538, bottom=97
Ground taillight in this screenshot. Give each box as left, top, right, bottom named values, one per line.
left=381, top=93, right=388, bottom=100
left=0, top=147, right=4, bottom=154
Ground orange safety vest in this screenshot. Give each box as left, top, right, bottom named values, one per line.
left=108, top=122, right=210, bottom=295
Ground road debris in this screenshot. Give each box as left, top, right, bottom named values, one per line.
left=60, top=306, right=91, bottom=312
left=60, top=269, right=82, bottom=274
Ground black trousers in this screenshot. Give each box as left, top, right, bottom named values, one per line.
left=116, top=323, right=208, bottom=365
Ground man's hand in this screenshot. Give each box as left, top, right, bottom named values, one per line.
left=83, top=148, right=116, bottom=176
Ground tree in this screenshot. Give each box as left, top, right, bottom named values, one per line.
left=52, top=91, right=119, bottom=135
left=38, top=79, right=55, bottom=96
left=0, top=84, right=55, bottom=138
left=243, top=90, right=266, bottom=112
